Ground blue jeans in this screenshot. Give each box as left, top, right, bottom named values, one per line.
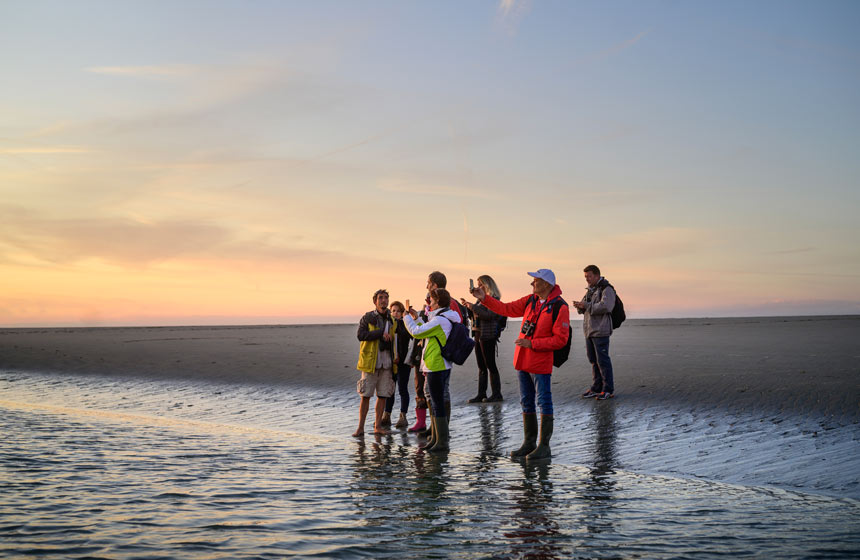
left=518, top=371, right=553, bottom=415
left=586, top=336, right=614, bottom=394
left=426, top=369, right=451, bottom=416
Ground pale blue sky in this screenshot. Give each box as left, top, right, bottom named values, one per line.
left=1, top=1, right=859, bottom=325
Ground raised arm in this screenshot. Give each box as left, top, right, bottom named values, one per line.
left=481, top=294, right=532, bottom=319
left=403, top=314, right=445, bottom=339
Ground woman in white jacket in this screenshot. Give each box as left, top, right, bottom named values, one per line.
left=403, top=288, right=461, bottom=453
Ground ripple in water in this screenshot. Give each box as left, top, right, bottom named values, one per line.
left=1, top=372, right=859, bottom=558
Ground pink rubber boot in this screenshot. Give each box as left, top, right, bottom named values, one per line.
left=408, top=408, right=427, bottom=433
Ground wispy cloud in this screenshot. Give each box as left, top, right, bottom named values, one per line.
left=570, top=28, right=654, bottom=69
left=85, top=64, right=200, bottom=77
left=496, top=0, right=533, bottom=34
left=0, top=146, right=92, bottom=154
left=377, top=180, right=493, bottom=199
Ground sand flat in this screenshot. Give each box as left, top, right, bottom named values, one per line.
left=2, top=316, right=858, bottom=419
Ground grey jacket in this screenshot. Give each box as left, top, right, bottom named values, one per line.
left=577, top=278, right=616, bottom=338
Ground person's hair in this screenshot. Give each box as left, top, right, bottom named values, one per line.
left=477, top=274, right=501, bottom=299
left=583, top=265, right=601, bottom=276
left=390, top=301, right=405, bottom=312
left=429, top=288, right=451, bottom=308
left=428, top=271, right=447, bottom=288
left=373, top=289, right=389, bottom=303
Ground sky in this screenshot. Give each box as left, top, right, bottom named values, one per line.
left=1, top=0, right=859, bottom=326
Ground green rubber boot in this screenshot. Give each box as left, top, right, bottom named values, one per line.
left=511, top=413, right=538, bottom=459
left=419, top=416, right=437, bottom=450
left=419, top=404, right=433, bottom=437
left=526, top=415, right=554, bottom=461
left=429, top=415, right=449, bottom=453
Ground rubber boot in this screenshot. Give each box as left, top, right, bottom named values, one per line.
left=468, top=371, right=488, bottom=403
left=526, top=415, right=554, bottom=461
left=419, top=405, right=433, bottom=437
left=429, top=415, right=449, bottom=453
left=419, top=416, right=437, bottom=450
left=408, top=408, right=427, bottom=432
left=511, top=413, right=538, bottom=459
left=487, top=369, right=503, bottom=401
left=380, top=411, right=391, bottom=427
left=445, top=401, right=451, bottom=423
left=395, top=412, right=408, bottom=429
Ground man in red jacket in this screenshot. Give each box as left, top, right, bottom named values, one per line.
left=470, top=269, right=570, bottom=460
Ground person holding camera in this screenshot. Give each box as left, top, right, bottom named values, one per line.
left=459, top=274, right=505, bottom=404
left=470, top=269, right=570, bottom=461
left=573, top=264, right=617, bottom=400
left=403, top=288, right=461, bottom=453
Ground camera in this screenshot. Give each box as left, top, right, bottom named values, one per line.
left=520, top=320, right=536, bottom=337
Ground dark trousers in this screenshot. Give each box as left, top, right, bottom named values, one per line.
left=385, top=366, right=411, bottom=414
left=586, top=336, right=614, bottom=394
left=474, top=337, right=502, bottom=398
left=427, top=369, right=452, bottom=415
left=413, top=365, right=428, bottom=409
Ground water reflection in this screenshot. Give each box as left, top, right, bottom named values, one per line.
left=583, top=401, right=618, bottom=537
left=504, top=461, right=564, bottom=559
left=477, top=402, right=505, bottom=455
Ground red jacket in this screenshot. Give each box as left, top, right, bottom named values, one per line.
left=481, top=284, right=570, bottom=375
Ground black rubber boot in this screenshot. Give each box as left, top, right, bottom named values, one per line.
left=526, top=415, right=554, bottom=461
left=510, top=413, right=538, bottom=459
left=488, top=370, right=503, bottom=401
left=429, top=416, right=449, bottom=453
left=419, top=416, right=437, bottom=450
left=468, top=371, right=488, bottom=403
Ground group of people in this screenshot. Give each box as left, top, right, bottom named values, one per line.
left=353, top=265, right=618, bottom=461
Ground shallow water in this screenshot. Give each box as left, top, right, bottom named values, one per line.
left=1, top=371, right=859, bottom=559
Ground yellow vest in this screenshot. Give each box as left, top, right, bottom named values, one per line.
left=357, top=320, right=398, bottom=374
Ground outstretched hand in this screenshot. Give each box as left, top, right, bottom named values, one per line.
left=459, top=298, right=474, bottom=310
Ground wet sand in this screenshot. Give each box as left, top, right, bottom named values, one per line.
left=2, top=316, right=858, bottom=419
left=2, top=316, right=859, bottom=499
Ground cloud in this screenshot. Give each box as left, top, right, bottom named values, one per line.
left=0, top=205, right=412, bottom=272
left=570, top=28, right=654, bottom=69
left=0, top=146, right=93, bottom=154
left=85, top=64, right=200, bottom=77
left=496, top=0, right=533, bottom=34
left=767, top=247, right=816, bottom=255
left=376, top=180, right=493, bottom=199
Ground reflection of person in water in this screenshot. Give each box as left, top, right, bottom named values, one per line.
left=503, top=462, right=564, bottom=559
left=583, top=402, right=618, bottom=536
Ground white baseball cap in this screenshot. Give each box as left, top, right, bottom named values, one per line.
left=527, top=269, right=556, bottom=286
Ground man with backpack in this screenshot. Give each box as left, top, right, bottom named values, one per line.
left=470, top=269, right=570, bottom=461
left=574, top=265, right=619, bottom=400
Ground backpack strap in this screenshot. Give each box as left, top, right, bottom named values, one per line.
left=432, top=310, right=453, bottom=351
left=548, top=296, right=568, bottom=326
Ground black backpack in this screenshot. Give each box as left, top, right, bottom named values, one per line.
left=526, top=295, right=572, bottom=368
left=599, top=280, right=626, bottom=329
left=496, top=315, right=508, bottom=339
left=433, top=310, right=476, bottom=366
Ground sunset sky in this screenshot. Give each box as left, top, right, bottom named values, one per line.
left=2, top=1, right=859, bottom=326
